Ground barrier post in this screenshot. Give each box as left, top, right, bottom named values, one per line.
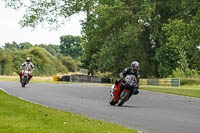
left=53, top=75, right=59, bottom=81
left=171, top=78, right=180, bottom=87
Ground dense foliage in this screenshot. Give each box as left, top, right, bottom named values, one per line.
left=60, top=35, right=83, bottom=58
left=0, top=40, right=82, bottom=76
left=1, top=0, right=200, bottom=78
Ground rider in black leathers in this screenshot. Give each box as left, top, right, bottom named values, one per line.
left=115, top=61, right=140, bottom=95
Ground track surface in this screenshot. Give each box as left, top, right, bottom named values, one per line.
left=1, top=81, right=200, bottom=133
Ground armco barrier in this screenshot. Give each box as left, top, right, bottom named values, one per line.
left=171, top=78, right=180, bottom=87
left=53, top=75, right=59, bottom=81
left=70, top=75, right=90, bottom=82
left=140, top=78, right=180, bottom=87
left=60, top=75, right=111, bottom=83
left=101, top=78, right=111, bottom=83
left=58, top=75, right=180, bottom=87
left=147, top=78, right=159, bottom=85
left=61, top=76, right=70, bottom=81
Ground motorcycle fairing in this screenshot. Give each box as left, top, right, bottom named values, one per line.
left=113, top=82, right=122, bottom=102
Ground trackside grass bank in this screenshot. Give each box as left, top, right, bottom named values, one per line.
left=141, top=85, right=200, bottom=98
left=0, top=76, right=53, bottom=83
left=0, top=89, right=138, bottom=133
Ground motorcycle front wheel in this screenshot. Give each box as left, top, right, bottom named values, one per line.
left=21, top=76, right=27, bottom=87
left=109, top=97, right=117, bottom=105
left=21, top=82, right=26, bottom=87
left=117, top=91, right=129, bottom=106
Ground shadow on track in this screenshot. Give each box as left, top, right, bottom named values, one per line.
left=106, top=105, right=149, bottom=108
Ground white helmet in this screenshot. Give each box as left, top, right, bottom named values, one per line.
left=26, top=57, right=31, bottom=62
left=131, top=61, right=139, bottom=68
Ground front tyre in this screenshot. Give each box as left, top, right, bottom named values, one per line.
left=109, top=97, right=117, bottom=105
left=117, top=91, right=129, bottom=106
left=21, top=76, right=27, bottom=87
left=21, top=82, right=25, bottom=87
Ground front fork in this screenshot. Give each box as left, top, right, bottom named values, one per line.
left=110, top=85, right=115, bottom=97
left=110, top=83, right=121, bottom=102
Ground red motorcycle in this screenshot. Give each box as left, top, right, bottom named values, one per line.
left=109, top=75, right=138, bottom=106
left=20, top=70, right=31, bottom=87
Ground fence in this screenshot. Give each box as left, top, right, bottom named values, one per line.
left=53, top=75, right=59, bottom=81
left=60, top=75, right=111, bottom=83
left=140, top=78, right=180, bottom=87
left=53, top=75, right=180, bottom=87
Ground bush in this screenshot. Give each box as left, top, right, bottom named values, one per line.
left=2, top=47, right=68, bottom=76
left=0, top=50, right=13, bottom=75
left=59, top=56, right=82, bottom=72
left=171, top=68, right=200, bottom=78
left=170, top=68, right=200, bottom=85
left=155, top=45, right=187, bottom=78
left=27, top=47, right=68, bottom=75
left=180, top=78, right=200, bottom=85
left=95, top=71, right=112, bottom=78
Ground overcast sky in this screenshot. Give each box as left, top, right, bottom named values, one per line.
left=0, top=1, right=85, bottom=47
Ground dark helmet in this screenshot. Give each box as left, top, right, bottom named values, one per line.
left=26, top=57, right=31, bottom=62
left=131, top=61, right=139, bottom=69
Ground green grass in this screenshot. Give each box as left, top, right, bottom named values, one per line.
left=141, top=85, right=200, bottom=98
left=0, top=90, right=137, bottom=133
left=0, top=76, right=54, bottom=83
left=0, top=76, right=18, bottom=82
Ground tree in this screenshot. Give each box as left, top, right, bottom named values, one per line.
left=59, top=56, right=82, bottom=72
left=11, top=47, right=68, bottom=76
left=3, top=41, right=32, bottom=50
left=159, top=7, right=200, bottom=76
left=2, top=0, right=97, bottom=28
left=4, top=41, right=19, bottom=50
left=0, top=50, right=13, bottom=75
left=36, top=44, right=62, bottom=57
left=3, top=0, right=200, bottom=78
left=155, top=45, right=188, bottom=77
left=59, top=35, right=83, bottom=58
left=81, top=0, right=157, bottom=77
left=19, top=42, right=32, bottom=50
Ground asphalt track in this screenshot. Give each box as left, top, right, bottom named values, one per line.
left=0, top=81, right=200, bottom=133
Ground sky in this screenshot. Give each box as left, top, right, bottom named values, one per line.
left=0, top=1, right=85, bottom=47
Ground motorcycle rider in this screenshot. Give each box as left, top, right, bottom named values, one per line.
left=19, top=57, right=35, bottom=82
left=115, top=61, right=140, bottom=95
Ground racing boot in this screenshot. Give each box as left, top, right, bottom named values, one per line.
left=133, top=84, right=139, bottom=95
left=133, top=89, right=139, bottom=95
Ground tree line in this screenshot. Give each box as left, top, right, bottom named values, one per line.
left=0, top=35, right=83, bottom=76
left=1, top=0, right=200, bottom=79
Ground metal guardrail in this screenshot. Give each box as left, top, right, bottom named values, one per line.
left=53, top=75, right=180, bottom=87
left=58, top=75, right=111, bottom=83
left=140, top=78, right=180, bottom=87
left=52, top=75, right=59, bottom=81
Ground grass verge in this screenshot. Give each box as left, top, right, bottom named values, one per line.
left=141, top=85, right=200, bottom=98
left=0, top=76, right=54, bottom=83
left=0, top=89, right=137, bottom=133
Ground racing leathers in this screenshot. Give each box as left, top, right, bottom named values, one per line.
left=115, top=67, right=140, bottom=95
